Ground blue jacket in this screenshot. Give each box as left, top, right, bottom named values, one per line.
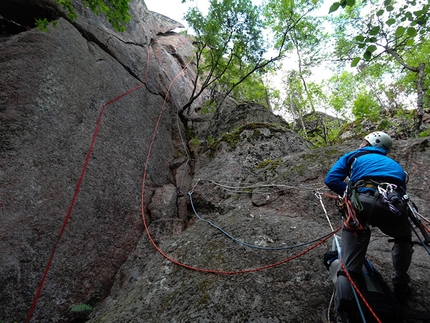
left=324, top=146, right=407, bottom=196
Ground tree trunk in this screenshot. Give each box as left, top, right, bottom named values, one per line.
left=416, top=62, right=425, bottom=128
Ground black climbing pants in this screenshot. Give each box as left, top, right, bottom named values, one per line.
left=335, top=191, right=413, bottom=316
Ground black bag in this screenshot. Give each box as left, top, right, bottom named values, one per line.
left=323, top=250, right=430, bottom=322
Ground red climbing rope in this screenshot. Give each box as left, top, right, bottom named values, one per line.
left=26, top=31, right=336, bottom=322
left=26, top=46, right=152, bottom=323
left=339, top=258, right=383, bottom=323
left=139, top=50, right=340, bottom=274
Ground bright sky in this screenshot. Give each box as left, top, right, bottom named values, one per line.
left=144, top=0, right=209, bottom=28
left=144, top=0, right=264, bottom=29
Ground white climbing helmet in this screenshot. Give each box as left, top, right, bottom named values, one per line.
left=364, top=131, right=393, bottom=152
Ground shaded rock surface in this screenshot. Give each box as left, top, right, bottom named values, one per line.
left=0, top=0, right=198, bottom=322
left=88, top=133, right=430, bottom=322
left=1, top=1, right=430, bottom=323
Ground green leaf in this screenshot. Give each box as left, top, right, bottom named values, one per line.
left=405, top=11, right=413, bottom=21
left=416, top=17, right=427, bottom=26
left=369, top=26, right=380, bottom=35
left=312, top=0, right=318, bottom=4
left=376, top=9, right=384, bottom=16
left=386, top=5, right=394, bottom=12
left=355, top=35, right=365, bottom=42
left=406, top=27, right=417, bottom=37
left=366, top=44, right=377, bottom=53
left=406, top=39, right=415, bottom=46
left=386, top=18, right=396, bottom=26
left=395, top=26, right=406, bottom=37
left=383, top=0, right=392, bottom=5
left=413, top=9, right=424, bottom=17
left=329, top=2, right=341, bottom=13
left=363, top=51, right=372, bottom=60
left=346, top=0, right=355, bottom=6
left=351, top=57, right=361, bottom=67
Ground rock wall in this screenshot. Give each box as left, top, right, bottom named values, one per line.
left=1, top=1, right=430, bottom=323
left=0, top=0, right=203, bottom=322
left=87, top=130, right=430, bottom=322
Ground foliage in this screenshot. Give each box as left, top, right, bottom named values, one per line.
left=329, top=0, right=430, bottom=64
left=261, top=0, right=332, bottom=135
left=200, top=100, right=217, bottom=114
left=328, top=0, right=430, bottom=125
left=182, top=0, right=279, bottom=109
left=70, top=304, right=93, bottom=312
left=262, top=0, right=322, bottom=53
left=298, top=112, right=344, bottom=147
left=231, top=72, right=271, bottom=107
left=190, top=136, right=202, bottom=147
left=283, top=70, right=308, bottom=117
left=36, top=18, right=58, bottom=31
left=351, top=90, right=380, bottom=120
left=54, top=0, right=131, bottom=31
left=181, top=0, right=326, bottom=112
left=325, top=71, right=357, bottom=120
left=419, top=129, right=430, bottom=138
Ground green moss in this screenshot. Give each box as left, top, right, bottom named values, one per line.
left=419, top=129, right=430, bottom=138
left=255, top=159, right=280, bottom=171
left=377, top=120, right=391, bottom=130
left=291, top=164, right=306, bottom=176
left=70, top=304, right=93, bottom=313
left=208, top=122, right=288, bottom=154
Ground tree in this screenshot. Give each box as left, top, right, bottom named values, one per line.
left=53, top=0, right=131, bottom=31
left=182, top=0, right=281, bottom=110
left=352, top=90, right=380, bottom=120
left=325, top=70, right=357, bottom=120
left=181, top=0, right=324, bottom=112
left=283, top=70, right=309, bottom=137
left=329, top=0, right=430, bottom=127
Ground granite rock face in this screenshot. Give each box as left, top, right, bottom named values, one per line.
left=1, top=1, right=430, bottom=322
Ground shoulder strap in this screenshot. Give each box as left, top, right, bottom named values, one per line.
left=346, top=150, right=385, bottom=174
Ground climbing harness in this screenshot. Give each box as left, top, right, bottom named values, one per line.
left=340, top=179, right=406, bottom=232
left=334, top=189, right=365, bottom=232
left=322, top=177, right=430, bottom=323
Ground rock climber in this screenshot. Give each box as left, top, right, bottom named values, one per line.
left=324, top=131, right=413, bottom=322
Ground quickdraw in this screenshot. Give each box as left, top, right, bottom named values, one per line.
left=378, top=183, right=402, bottom=216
